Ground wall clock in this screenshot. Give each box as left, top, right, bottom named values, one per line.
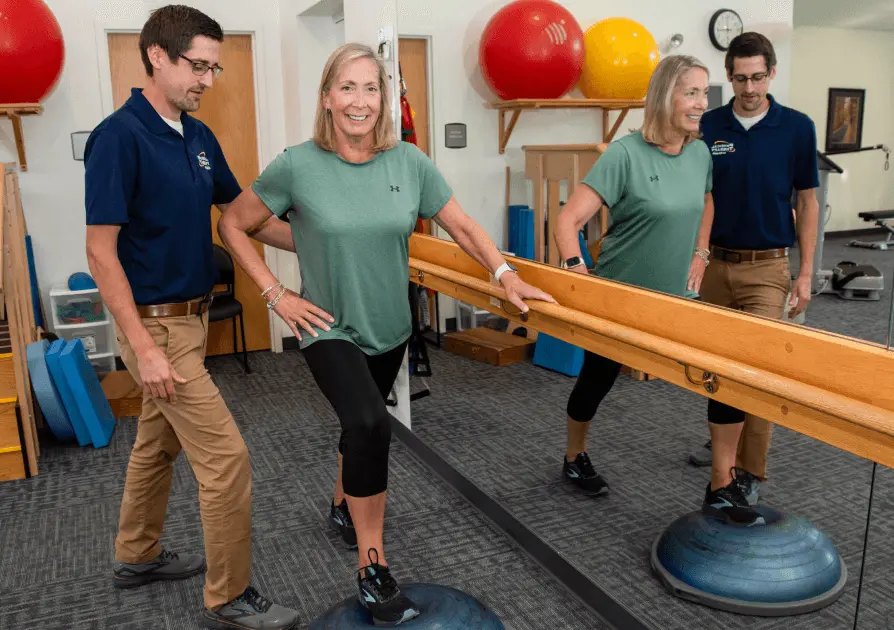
left=709, top=9, right=744, bottom=51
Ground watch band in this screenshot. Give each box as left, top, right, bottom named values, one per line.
left=494, top=262, right=515, bottom=281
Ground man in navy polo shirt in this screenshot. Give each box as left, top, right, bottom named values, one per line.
left=85, top=6, right=299, bottom=629
left=693, top=32, right=819, bottom=516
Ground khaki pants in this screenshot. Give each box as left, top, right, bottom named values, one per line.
left=115, top=312, right=251, bottom=609
left=700, top=256, right=792, bottom=480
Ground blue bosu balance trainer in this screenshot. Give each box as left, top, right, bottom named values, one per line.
left=651, top=505, right=846, bottom=616
left=310, top=584, right=504, bottom=629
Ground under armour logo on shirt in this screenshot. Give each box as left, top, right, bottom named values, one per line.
left=390, top=185, right=400, bottom=192
left=650, top=175, right=659, bottom=182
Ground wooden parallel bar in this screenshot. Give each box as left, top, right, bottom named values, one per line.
left=408, top=234, right=894, bottom=466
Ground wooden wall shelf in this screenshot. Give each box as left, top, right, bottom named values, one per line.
left=487, top=98, right=645, bottom=154
left=0, top=104, right=43, bottom=172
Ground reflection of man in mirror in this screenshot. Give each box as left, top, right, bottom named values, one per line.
left=693, top=32, right=819, bottom=510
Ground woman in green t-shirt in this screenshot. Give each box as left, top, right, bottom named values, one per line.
left=553, top=55, right=765, bottom=528
left=218, top=42, right=554, bottom=626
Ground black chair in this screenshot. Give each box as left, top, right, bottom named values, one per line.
left=209, top=244, right=250, bottom=373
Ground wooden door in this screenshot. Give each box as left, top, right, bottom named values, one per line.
left=398, top=38, right=430, bottom=158
left=107, top=33, right=271, bottom=355
left=398, top=36, right=433, bottom=241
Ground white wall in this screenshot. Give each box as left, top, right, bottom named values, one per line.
left=791, top=27, right=894, bottom=232
left=344, top=0, right=400, bottom=133
left=398, top=0, right=794, bottom=327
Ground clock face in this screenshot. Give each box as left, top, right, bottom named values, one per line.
left=710, top=9, right=744, bottom=50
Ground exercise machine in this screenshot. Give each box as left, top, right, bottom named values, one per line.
left=850, top=209, right=894, bottom=250
left=811, top=146, right=888, bottom=302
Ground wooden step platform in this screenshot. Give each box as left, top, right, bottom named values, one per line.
left=444, top=327, right=536, bottom=367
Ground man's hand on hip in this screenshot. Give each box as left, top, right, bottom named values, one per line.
left=136, top=345, right=187, bottom=403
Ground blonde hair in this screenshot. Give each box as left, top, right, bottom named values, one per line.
left=313, top=42, right=398, bottom=153
left=641, top=55, right=709, bottom=147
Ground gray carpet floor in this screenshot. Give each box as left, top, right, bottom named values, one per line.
left=792, top=232, right=894, bottom=346
left=0, top=349, right=608, bottom=630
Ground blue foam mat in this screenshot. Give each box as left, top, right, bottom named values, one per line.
left=45, top=340, right=92, bottom=447
left=58, top=339, right=116, bottom=448
left=26, top=340, right=75, bottom=442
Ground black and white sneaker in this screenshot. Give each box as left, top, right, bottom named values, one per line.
left=702, top=471, right=765, bottom=527
left=357, top=550, right=420, bottom=626
left=329, top=499, right=358, bottom=549
left=563, top=452, right=609, bottom=496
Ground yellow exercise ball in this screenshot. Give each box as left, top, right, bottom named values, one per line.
left=580, top=17, right=659, bottom=100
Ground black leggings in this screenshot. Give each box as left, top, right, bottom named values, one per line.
left=302, top=338, right=408, bottom=497
left=567, top=350, right=745, bottom=425
left=566, top=351, right=622, bottom=422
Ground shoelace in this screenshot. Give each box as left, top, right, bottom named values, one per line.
left=575, top=452, right=597, bottom=477
left=240, top=587, right=273, bottom=613
left=734, top=467, right=757, bottom=486
left=157, top=549, right=180, bottom=563
left=362, top=549, right=401, bottom=603
left=719, top=468, right=750, bottom=506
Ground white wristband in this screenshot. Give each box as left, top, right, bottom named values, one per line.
left=494, top=262, right=514, bottom=282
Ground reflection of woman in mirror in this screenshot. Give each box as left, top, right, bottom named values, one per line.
left=218, top=43, right=555, bottom=626
left=553, top=55, right=762, bottom=527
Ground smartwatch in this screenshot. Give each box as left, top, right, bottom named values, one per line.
left=494, top=261, right=518, bottom=282
left=562, top=256, right=584, bottom=269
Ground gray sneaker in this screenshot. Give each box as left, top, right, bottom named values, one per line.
left=688, top=440, right=712, bottom=467
left=113, top=549, right=206, bottom=589
left=202, top=587, right=299, bottom=630
left=736, top=469, right=761, bottom=505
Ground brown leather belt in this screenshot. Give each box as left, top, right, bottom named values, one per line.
left=136, top=296, right=212, bottom=318
left=710, top=245, right=789, bottom=263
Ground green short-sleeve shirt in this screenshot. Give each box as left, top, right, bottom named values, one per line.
left=252, top=140, right=453, bottom=354
left=584, top=131, right=712, bottom=297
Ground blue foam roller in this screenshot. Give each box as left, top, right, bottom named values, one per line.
left=26, top=340, right=75, bottom=441
left=578, top=232, right=594, bottom=268
left=57, top=339, right=116, bottom=448
left=25, top=236, right=44, bottom=329
left=533, top=333, right=584, bottom=377
left=521, top=207, right=534, bottom=259
left=45, top=340, right=92, bottom=447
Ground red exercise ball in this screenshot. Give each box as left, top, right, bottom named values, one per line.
left=479, top=0, right=584, bottom=100
left=0, top=0, right=65, bottom=103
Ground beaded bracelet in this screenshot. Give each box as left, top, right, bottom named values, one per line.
left=261, top=281, right=283, bottom=298
left=266, top=286, right=287, bottom=310
left=694, top=248, right=710, bottom=264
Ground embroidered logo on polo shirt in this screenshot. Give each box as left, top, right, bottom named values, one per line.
left=197, top=152, right=211, bottom=170
left=711, top=140, right=736, bottom=156
left=390, top=185, right=400, bottom=192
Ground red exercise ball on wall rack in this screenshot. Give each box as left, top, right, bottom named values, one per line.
left=0, top=0, right=65, bottom=103
left=479, top=0, right=584, bottom=101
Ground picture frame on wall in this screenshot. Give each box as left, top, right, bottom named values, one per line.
left=825, top=88, right=865, bottom=154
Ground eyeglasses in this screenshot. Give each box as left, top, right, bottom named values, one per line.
left=179, top=55, right=223, bottom=78
left=732, top=72, right=768, bottom=85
